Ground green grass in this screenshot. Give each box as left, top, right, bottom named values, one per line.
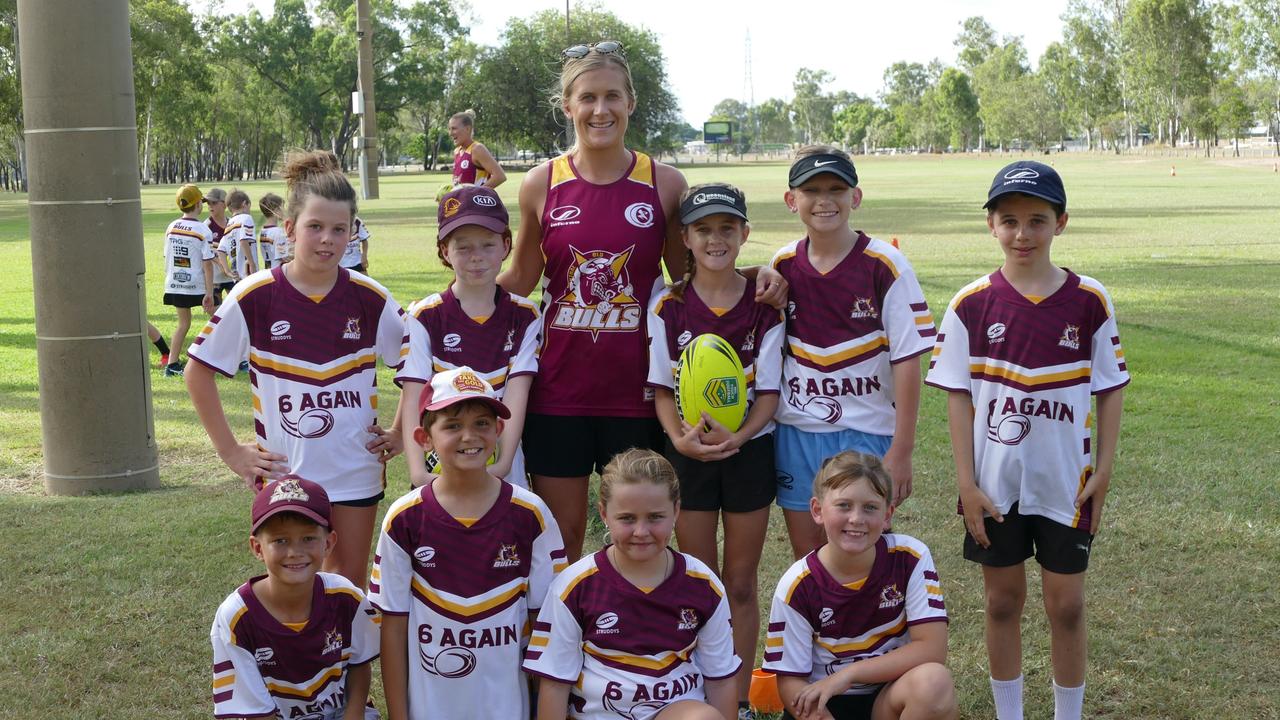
left=1, top=154, right=1278, bottom=719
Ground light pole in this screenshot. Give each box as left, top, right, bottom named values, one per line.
left=355, top=0, right=379, bottom=199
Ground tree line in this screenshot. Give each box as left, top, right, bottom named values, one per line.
left=2, top=0, right=1278, bottom=192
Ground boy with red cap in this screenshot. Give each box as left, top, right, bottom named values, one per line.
left=211, top=476, right=381, bottom=719
left=371, top=368, right=566, bottom=720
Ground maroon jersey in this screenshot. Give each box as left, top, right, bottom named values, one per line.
left=208, top=216, right=232, bottom=284
left=452, top=142, right=488, bottom=186
left=533, top=152, right=667, bottom=417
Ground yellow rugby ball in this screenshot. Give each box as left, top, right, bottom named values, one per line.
left=675, top=333, right=748, bottom=433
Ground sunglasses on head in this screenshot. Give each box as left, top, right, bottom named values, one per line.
left=562, top=40, right=623, bottom=60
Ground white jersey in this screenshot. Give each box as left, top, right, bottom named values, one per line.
left=341, top=216, right=370, bottom=268
left=188, top=267, right=404, bottom=502
left=369, top=481, right=567, bottom=720
left=770, top=234, right=935, bottom=434
left=210, top=572, right=381, bottom=720
left=260, top=225, right=288, bottom=267
left=523, top=550, right=741, bottom=720
left=763, top=535, right=947, bottom=695
left=925, top=270, right=1130, bottom=528
left=220, top=212, right=258, bottom=279
left=162, top=217, right=215, bottom=295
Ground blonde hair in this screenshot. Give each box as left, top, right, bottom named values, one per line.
left=599, top=448, right=679, bottom=507
left=670, top=182, right=747, bottom=301
left=794, top=144, right=852, bottom=162
left=813, top=451, right=892, bottom=502
left=258, top=192, right=284, bottom=221
left=280, top=150, right=357, bottom=224
left=552, top=49, right=637, bottom=151
left=450, top=109, right=476, bottom=127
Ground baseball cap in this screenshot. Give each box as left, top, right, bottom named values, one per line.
left=251, top=476, right=331, bottom=533
left=984, top=160, right=1066, bottom=211
left=418, top=367, right=511, bottom=419
left=788, top=153, right=859, bottom=188
left=679, top=184, right=748, bottom=224
left=437, top=185, right=509, bottom=240
left=176, top=184, right=203, bottom=212
left=204, top=187, right=227, bottom=205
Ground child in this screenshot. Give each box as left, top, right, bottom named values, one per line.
left=161, top=184, right=215, bottom=377
left=205, top=187, right=235, bottom=304
left=924, top=161, right=1127, bottom=720
left=341, top=216, right=371, bottom=273
left=771, top=146, right=936, bottom=558
left=524, top=448, right=740, bottom=720
left=186, top=150, right=405, bottom=589
left=259, top=192, right=288, bottom=268
left=763, top=452, right=955, bottom=720
left=370, top=368, right=566, bottom=720
left=220, top=188, right=259, bottom=282
left=211, top=476, right=380, bottom=720
left=645, top=183, right=784, bottom=718
left=397, top=186, right=540, bottom=489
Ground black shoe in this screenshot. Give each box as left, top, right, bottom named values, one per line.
left=162, top=363, right=184, bottom=377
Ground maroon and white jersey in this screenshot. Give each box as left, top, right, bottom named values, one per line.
left=645, top=280, right=785, bottom=438
left=369, top=482, right=566, bottom=720
left=208, top=216, right=232, bottom=284
left=220, top=211, right=258, bottom=279
left=398, top=287, right=540, bottom=484
left=770, top=234, right=936, bottom=434
left=341, top=216, right=370, bottom=269
left=763, top=535, right=946, bottom=695
left=210, top=572, right=381, bottom=720
left=452, top=143, right=489, bottom=186
left=523, top=549, right=740, bottom=720
left=532, top=152, right=667, bottom=417
left=260, top=225, right=288, bottom=268
left=188, top=267, right=404, bottom=502
left=162, top=217, right=215, bottom=295
left=925, top=270, right=1129, bottom=528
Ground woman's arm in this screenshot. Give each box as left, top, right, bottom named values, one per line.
left=472, top=142, right=507, bottom=189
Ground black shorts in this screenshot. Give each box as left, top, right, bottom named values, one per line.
left=332, top=491, right=384, bottom=508
left=523, top=414, right=663, bottom=478
left=346, top=263, right=365, bottom=273
left=664, top=432, right=776, bottom=513
left=163, top=292, right=204, bottom=308
left=963, top=502, right=1094, bottom=574
left=782, top=690, right=881, bottom=720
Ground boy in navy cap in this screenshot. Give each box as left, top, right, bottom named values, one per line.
left=211, top=476, right=381, bottom=719
left=925, top=161, right=1128, bottom=720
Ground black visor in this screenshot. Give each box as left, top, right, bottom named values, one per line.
left=788, top=153, right=858, bottom=189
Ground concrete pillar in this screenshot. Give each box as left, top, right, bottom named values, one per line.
left=18, top=0, right=159, bottom=494
left=356, top=0, right=379, bottom=199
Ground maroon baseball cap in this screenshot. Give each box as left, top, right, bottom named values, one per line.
left=251, top=476, right=331, bottom=533
left=418, top=367, right=510, bottom=419
left=437, top=185, right=509, bottom=240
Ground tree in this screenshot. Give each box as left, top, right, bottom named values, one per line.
left=1122, top=0, right=1212, bottom=146
left=792, top=68, right=835, bottom=143
left=753, top=98, right=793, bottom=144
left=1240, top=0, right=1280, bottom=155
left=955, top=17, right=998, bottom=74
left=881, top=61, right=931, bottom=148
left=394, top=1, right=467, bottom=169
left=0, top=0, right=24, bottom=190
left=971, top=36, right=1031, bottom=148
left=934, top=67, right=980, bottom=149
left=1061, top=1, right=1122, bottom=149
left=833, top=98, right=884, bottom=152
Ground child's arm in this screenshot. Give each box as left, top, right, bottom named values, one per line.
left=201, top=257, right=215, bottom=314
left=380, top=614, right=410, bottom=720
left=654, top=388, right=738, bottom=462
left=790, top=622, right=948, bottom=716
left=185, top=360, right=288, bottom=487
left=535, top=678, right=571, bottom=720
left=1078, top=388, right=1124, bottom=533
left=778, top=676, right=835, bottom=720
left=240, top=237, right=257, bottom=275
left=737, top=264, right=789, bottom=309
left=703, top=676, right=737, bottom=719
left=398, top=382, right=435, bottom=488
left=489, top=374, right=530, bottom=479
left=360, top=239, right=369, bottom=271
left=340, top=661, right=372, bottom=720
left=883, top=356, right=923, bottom=506
left=946, top=391, right=1001, bottom=547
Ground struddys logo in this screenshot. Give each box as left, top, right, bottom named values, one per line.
left=850, top=297, right=879, bottom=320
left=414, top=546, right=437, bottom=567
left=551, top=245, right=642, bottom=339
left=878, top=584, right=905, bottom=609
left=342, top=317, right=361, bottom=341
left=677, top=608, right=699, bottom=631
left=492, top=544, right=521, bottom=569
left=254, top=647, right=275, bottom=665
left=322, top=628, right=344, bottom=656
left=819, top=607, right=835, bottom=627
left=1058, top=323, right=1081, bottom=351
left=594, top=612, right=621, bottom=635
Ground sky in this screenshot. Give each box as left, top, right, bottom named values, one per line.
left=217, top=0, right=1072, bottom=124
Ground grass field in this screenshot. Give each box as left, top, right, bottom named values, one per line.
left=1, top=153, right=1278, bottom=719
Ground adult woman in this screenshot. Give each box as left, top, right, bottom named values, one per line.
left=449, top=109, right=507, bottom=189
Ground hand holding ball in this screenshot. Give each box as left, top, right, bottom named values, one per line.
left=675, top=333, right=748, bottom=433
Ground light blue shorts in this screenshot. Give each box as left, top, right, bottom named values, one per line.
left=774, top=424, right=893, bottom=511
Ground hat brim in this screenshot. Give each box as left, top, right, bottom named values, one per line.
left=680, top=203, right=748, bottom=225
left=982, top=188, right=1066, bottom=211
left=251, top=505, right=330, bottom=534
left=438, top=215, right=508, bottom=241
left=789, top=166, right=858, bottom=189
left=421, top=394, right=512, bottom=420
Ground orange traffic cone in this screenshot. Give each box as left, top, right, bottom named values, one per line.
left=891, top=237, right=900, bottom=248
left=1170, top=164, right=1176, bottom=177
left=749, top=668, right=784, bottom=713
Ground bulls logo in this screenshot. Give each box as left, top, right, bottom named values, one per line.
left=1058, top=323, right=1081, bottom=350
left=677, top=608, right=699, bottom=631
left=850, top=297, right=878, bottom=320
left=551, top=245, right=642, bottom=339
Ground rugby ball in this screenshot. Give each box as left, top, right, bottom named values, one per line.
left=675, top=333, right=748, bottom=433
left=435, top=182, right=454, bottom=203
left=423, top=446, right=499, bottom=474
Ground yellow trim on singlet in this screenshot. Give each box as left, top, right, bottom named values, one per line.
left=627, top=152, right=654, bottom=187
left=469, top=315, right=489, bottom=324
left=549, top=155, right=575, bottom=189
left=709, top=307, right=730, bottom=317
left=454, top=516, right=478, bottom=528
left=282, top=620, right=308, bottom=632
left=1023, top=294, right=1045, bottom=304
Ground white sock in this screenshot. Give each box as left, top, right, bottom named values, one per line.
left=990, top=675, right=1024, bottom=720
left=1053, top=680, right=1085, bottom=720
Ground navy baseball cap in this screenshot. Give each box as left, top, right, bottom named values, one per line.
left=984, top=160, right=1066, bottom=211
left=789, top=153, right=858, bottom=188
left=437, top=185, right=509, bottom=240
left=680, top=184, right=748, bottom=224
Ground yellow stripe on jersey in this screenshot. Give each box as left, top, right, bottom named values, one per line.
left=862, top=247, right=900, bottom=279
left=325, top=586, right=363, bottom=603
left=399, top=346, right=411, bottom=359
left=783, top=568, right=811, bottom=604
left=651, top=293, right=675, bottom=316
left=410, top=576, right=527, bottom=617
left=843, top=577, right=867, bottom=591
left=765, top=636, right=784, bottom=649
left=349, top=274, right=389, bottom=300
left=529, top=635, right=549, bottom=648
left=382, top=493, right=425, bottom=532
left=948, top=280, right=992, bottom=311
left=969, top=363, right=1091, bottom=387
left=816, top=618, right=907, bottom=654
left=227, top=606, right=250, bottom=646
left=889, top=544, right=922, bottom=561
left=628, top=152, right=655, bottom=187
left=212, top=675, right=235, bottom=689
left=685, top=570, right=724, bottom=598
left=559, top=565, right=600, bottom=601
left=171, top=227, right=208, bottom=241
left=266, top=664, right=344, bottom=698
left=771, top=247, right=798, bottom=269
left=926, top=584, right=943, bottom=596
left=789, top=336, right=888, bottom=367
left=549, top=155, right=575, bottom=189
left=511, top=496, right=549, bottom=532
left=249, top=350, right=376, bottom=382
left=252, top=392, right=262, bottom=413
left=409, top=296, right=444, bottom=317
left=1079, top=283, right=1111, bottom=317
left=1071, top=466, right=1092, bottom=528
left=584, top=640, right=693, bottom=672
left=914, top=315, right=934, bottom=326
